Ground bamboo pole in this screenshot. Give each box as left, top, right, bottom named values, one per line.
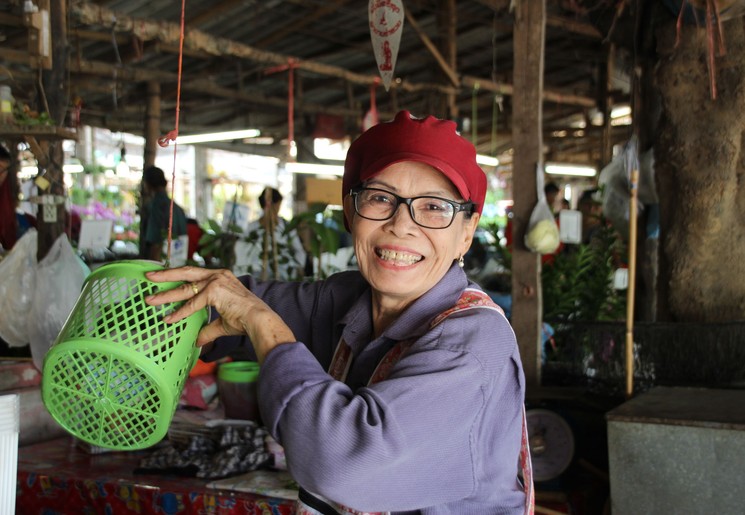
left=261, top=189, right=270, bottom=281
left=625, top=167, right=639, bottom=398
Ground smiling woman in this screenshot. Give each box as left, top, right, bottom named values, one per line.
left=144, top=111, right=531, bottom=514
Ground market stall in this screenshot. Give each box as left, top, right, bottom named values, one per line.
left=16, top=436, right=297, bottom=514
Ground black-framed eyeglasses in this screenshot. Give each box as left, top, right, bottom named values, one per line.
left=350, top=187, right=474, bottom=229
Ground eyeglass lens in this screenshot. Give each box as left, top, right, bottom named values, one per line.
left=354, top=188, right=459, bottom=229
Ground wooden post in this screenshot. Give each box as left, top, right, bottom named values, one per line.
left=36, top=0, right=68, bottom=262
left=511, top=0, right=546, bottom=390
left=437, top=0, right=458, bottom=118
left=599, top=43, right=614, bottom=169
left=625, top=168, right=639, bottom=398
left=144, top=81, right=160, bottom=168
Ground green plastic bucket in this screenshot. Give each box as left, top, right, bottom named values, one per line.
left=41, top=260, right=207, bottom=450
left=217, top=362, right=261, bottom=422
left=218, top=361, right=260, bottom=383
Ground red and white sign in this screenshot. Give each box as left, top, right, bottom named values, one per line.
left=368, top=0, right=404, bottom=91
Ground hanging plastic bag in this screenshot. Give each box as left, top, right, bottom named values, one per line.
left=0, top=229, right=38, bottom=347
left=524, top=164, right=560, bottom=254
left=598, top=137, right=655, bottom=241
left=27, top=234, right=90, bottom=370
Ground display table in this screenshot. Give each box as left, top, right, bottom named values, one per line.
left=16, top=437, right=296, bottom=514
left=607, top=387, right=745, bottom=515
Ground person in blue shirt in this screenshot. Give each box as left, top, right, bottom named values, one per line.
left=139, top=166, right=186, bottom=262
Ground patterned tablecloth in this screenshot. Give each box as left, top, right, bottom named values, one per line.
left=16, top=437, right=296, bottom=514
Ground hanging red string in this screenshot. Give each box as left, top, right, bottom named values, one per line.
left=363, top=78, right=380, bottom=131
left=156, top=0, right=187, bottom=266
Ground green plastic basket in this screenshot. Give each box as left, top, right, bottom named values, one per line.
left=41, top=260, right=207, bottom=451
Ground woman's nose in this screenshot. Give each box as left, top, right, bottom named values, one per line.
left=385, top=202, right=417, bottom=232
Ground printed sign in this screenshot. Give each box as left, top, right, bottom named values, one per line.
left=559, top=209, right=582, bottom=244
left=78, top=220, right=113, bottom=250
left=164, top=234, right=189, bottom=267
left=369, top=0, right=404, bottom=91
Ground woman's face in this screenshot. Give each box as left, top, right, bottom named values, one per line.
left=345, top=161, right=480, bottom=310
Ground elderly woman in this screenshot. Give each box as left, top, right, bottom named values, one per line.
left=146, top=111, right=531, bottom=514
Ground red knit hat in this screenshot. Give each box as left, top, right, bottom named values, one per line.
left=343, top=111, right=487, bottom=228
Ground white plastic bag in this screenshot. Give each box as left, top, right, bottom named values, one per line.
left=0, top=230, right=38, bottom=347
left=27, top=234, right=90, bottom=370
left=525, top=164, right=560, bottom=254
left=598, top=137, right=656, bottom=241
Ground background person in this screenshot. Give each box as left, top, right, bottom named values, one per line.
left=242, top=187, right=306, bottom=280
left=544, top=181, right=560, bottom=214
left=146, top=111, right=530, bottom=514
left=578, top=188, right=604, bottom=244
left=0, top=144, right=36, bottom=252
left=139, top=166, right=187, bottom=262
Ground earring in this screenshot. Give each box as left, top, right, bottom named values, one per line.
left=458, top=255, right=465, bottom=268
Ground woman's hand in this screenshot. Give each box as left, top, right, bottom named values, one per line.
left=144, top=266, right=296, bottom=364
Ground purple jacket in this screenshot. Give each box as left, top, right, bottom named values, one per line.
left=205, top=264, right=527, bottom=513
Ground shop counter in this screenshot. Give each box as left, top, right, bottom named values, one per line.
left=16, top=437, right=296, bottom=514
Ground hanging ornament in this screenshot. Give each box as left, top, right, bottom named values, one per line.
left=369, top=0, right=404, bottom=91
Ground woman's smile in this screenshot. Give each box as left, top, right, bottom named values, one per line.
left=375, top=246, right=424, bottom=267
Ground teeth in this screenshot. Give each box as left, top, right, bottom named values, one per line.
left=378, top=249, right=422, bottom=265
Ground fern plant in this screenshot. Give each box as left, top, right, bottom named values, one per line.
left=286, top=204, right=344, bottom=279
left=542, top=223, right=626, bottom=323
left=197, top=219, right=241, bottom=269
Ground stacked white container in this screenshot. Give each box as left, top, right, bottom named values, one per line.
left=0, top=394, right=19, bottom=515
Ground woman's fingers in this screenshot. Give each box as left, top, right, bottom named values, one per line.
left=145, top=267, right=252, bottom=332
left=145, top=265, right=211, bottom=284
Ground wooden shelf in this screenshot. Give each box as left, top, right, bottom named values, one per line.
left=0, top=124, right=77, bottom=140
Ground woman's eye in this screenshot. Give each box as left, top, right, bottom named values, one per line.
left=369, top=193, right=394, bottom=205
left=423, top=200, right=449, bottom=212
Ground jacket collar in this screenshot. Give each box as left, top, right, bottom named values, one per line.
left=339, top=263, right=469, bottom=353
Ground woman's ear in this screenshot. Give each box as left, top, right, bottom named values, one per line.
left=459, top=212, right=480, bottom=257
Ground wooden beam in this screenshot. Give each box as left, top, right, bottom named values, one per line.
left=511, top=0, right=546, bottom=390
left=546, top=15, right=603, bottom=39
left=69, top=1, right=458, bottom=96
left=462, top=76, right=595, bottom=108
left=404, top=6, right=460, bottom=87
left=67, top=3, right=598, bottom=114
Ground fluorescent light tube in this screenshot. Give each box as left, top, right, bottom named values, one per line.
left=545, top=163, right=597, bottom=177
left=476, top=154, right=499, bottom=167
left=176, top=129, right=261, bottom=145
